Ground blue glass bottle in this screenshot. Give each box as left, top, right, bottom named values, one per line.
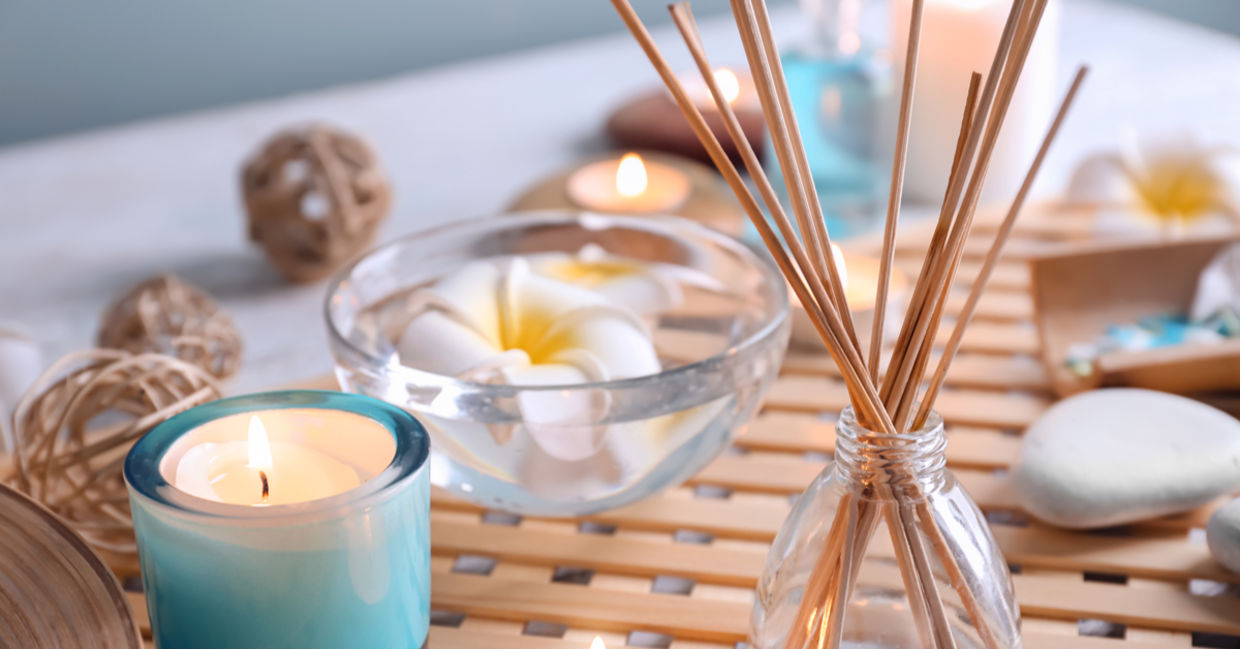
left=761, top=0, right=890, bottom=239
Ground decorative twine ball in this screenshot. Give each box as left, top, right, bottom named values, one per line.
left=97, top=274, right=242, bottom=380
left=242, top=124, right=391, bottom=283
left=5, top=349, right=222, bottom=567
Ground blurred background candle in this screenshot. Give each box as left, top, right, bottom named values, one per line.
left=681, top=67, right=760, bottom=113
left=566, top=152, right=691, bottom=213
left=790, top=244, right=908, bottom=352
left=892, top=0, right=1059, bottom=203
left=125, top=391, right=431, bottom=649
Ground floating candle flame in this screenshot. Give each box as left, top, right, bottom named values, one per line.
left=616, top=153, right=648, bottom=198
left=247, top=415, right=273, bottom=469
left=714, top=68, right=741, bottom=105
left=590, top=637, right=606, bottom=649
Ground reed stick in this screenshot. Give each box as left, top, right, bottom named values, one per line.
left=889, top=0, right=1051, bottom=421
left=869, top=0, right=925, bottom=380
left=744, top=0, right=858, bottom=347
left=882, top=0, right=1049, bottom=431
left=882, top=72, right=981, bottom=420
left=912, top=65, right=1088, bottom=428
left=666, top=3, right=886, bottom=427
left=879, top=0, right=1029, bottom=407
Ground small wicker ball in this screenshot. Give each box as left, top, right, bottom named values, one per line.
left=98, top=274, right=242, bottom=380
left=242, top=124, right=391, bottom=283
left=5, top=349, right=222, bottom=565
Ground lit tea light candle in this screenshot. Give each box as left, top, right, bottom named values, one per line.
left=790, top=244, right=909, bottom=351
left=169, top=413, right=379, bottom=505
left=125, top=391, right=431, bottom=649
left=566, top=152, right=691, bottom=214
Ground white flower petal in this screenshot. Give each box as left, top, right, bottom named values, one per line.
left=428, top=261, right=504, bottom=343
left=398, top=310, right=502, bottom=377
left=544, top=310, right=662, bottom=380
left=500, top=363, right=607, bottom=461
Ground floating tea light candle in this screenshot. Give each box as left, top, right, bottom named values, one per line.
left=125, top=391, right=431, bottom=649
left=790, top=244, right=908, bottom=351
left=566, top=152, right=692, bottom=214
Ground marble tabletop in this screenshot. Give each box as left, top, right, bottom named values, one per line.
left=2, top=1, right=1238, bottom=393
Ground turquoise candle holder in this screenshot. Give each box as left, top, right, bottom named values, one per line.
left=125, top=390, right=431, bottom=649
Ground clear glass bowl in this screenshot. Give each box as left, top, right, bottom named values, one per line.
left=325, top=212, right=790, bottom=516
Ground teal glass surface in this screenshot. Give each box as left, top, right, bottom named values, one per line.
left=125, top=390, right=431, bottom=649
left=747, top=0, right=891, bottom=245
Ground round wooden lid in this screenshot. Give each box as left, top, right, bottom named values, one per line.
left=0, top=483, right=142, bottom=649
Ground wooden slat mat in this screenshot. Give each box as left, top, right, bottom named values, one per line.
left=128, top=203, right=1239, bottom=648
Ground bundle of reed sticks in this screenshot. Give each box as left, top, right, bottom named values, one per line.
left=609, top=0, right=1087, bottom=647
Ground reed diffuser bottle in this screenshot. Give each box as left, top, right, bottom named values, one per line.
left=751, top=408, right=1021, bottom=649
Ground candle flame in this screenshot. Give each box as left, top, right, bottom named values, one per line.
left=714, top=68, right=741, bottom=105
left=616, top=153, right=648, bottom=197
left=590, top=637, right=606, bottom=649
left=247, top=415, right=273, bottom=470
left=830, top=242, right=848, bottom=287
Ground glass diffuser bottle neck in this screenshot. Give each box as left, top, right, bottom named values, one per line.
left=833, top=407, right=947, bottom=499
left=798, top=0, right=865, bottom=58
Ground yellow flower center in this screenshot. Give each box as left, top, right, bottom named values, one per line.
left=1133, top=155, right=1225, bottom=223
left=540, top=258, right=648, bottom=287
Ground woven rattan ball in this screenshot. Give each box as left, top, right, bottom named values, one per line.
left=242, top=124, right=391, bottom=283
left=5, top=349, right=222, bottom=565
left=98, top=274, right=242, bottom=380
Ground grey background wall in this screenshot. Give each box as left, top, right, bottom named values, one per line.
left=0, top=0, right=1235, bottom=148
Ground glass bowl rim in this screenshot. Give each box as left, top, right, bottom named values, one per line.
left=323, top=210, right=790, bottom=394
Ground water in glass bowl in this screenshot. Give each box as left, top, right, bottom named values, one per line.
left=338, top=255, right=785, bottom=515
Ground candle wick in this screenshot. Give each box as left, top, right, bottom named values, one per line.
left=259, top=470, right=270, bottom=503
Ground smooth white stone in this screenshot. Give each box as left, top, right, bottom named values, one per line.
left=1012, top=388, right=1240, bottom=529
left=1207, top=497, right=1240, bottom=574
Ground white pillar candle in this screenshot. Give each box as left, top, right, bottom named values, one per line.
left=891, top=0, right=1059, bottom=203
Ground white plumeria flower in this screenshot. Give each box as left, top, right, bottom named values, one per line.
left=1068, top=134, right=1240, bottom=237
left=397, top=258, right=662, bottom=460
